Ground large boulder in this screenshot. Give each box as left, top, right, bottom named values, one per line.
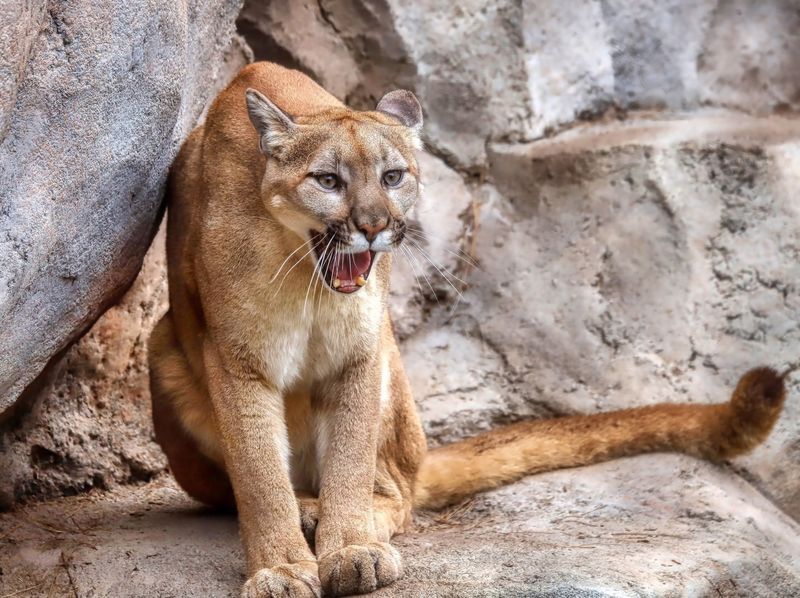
left=0, top=12, right=251, bottom=505
left=0, top=0, right=244, bottom=416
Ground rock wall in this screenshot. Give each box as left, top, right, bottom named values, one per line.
left=1, top=1, right=799, bottom=593
left=239, top=0, right=800, bottom=167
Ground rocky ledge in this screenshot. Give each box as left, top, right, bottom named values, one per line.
left=1, top=454, right=798, bottom=596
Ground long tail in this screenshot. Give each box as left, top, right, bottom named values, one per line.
left=414, top=367, right=788, bottom=509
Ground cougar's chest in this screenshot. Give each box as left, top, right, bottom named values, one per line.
left=281, top=288, right=384, bottom=491
left=304, top=296, right=381, bottom=380
left=254, top=280, right=383, bottom=391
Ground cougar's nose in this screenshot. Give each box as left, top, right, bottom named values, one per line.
left=356, top=217, right=390, bottom=242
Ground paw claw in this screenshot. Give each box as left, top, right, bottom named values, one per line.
left=242, top=562, right=321, bottom=598
left=319, top=542, right=402, bottom=596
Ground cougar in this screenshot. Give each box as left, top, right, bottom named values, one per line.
left=148, top=61, right=788, bottom=597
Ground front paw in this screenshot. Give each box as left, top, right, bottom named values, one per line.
left=242, top=561, right=321, bottom=598
left=318, top=542, right=402, bottom=596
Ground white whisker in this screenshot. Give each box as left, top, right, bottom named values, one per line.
left=315, top=239, right=336, bottom=314
left=274, top=242, right=318, bottom=296
left=304, top=234, right=334, bottom=316
left=400, top=244, right=430, bottom=302
left=404, top=237, right=466, bottom=298
left=404, top=229, right=480, bottom=269
left=348, top=248, right=354, bottom=281
left=402, top=244, right=440, bottom=305
left=269, top=239, right=311, bottom=283
left=396, top=245, right=426, bottom=300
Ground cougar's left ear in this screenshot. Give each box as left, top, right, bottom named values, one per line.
left=377, top=90, right=423, bottom=137
left=245, top=88, right=296, bottom=156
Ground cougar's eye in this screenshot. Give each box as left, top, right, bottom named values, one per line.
left=382, top=170, right=404, bottom=187
left=314, top=173, right=340, bottom=190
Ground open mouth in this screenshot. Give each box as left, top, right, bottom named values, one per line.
left=311, top=232, right=376, bottom=294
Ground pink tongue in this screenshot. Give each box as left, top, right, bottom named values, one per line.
left=329, top=250, right=372, bottom=282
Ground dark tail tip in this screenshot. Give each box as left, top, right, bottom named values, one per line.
left=717, top=366, right=787, bottom=458
left=733, top=366, right=786, bottom=409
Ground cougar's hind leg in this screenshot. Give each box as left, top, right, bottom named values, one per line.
left=151, top=381, right=236, bottom=509
left=296, top=491, right=320, bottom=548
left=149, top=315, right=235, bottom=510
left=295, top=492, right=410, bottom=553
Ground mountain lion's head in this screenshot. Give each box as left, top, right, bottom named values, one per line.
left=245, top=88, right=423, bottom=294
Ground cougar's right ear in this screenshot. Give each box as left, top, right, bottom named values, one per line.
left=245, top=88, right=296, bottom=156
left=376, top=90, right=423, bottom=133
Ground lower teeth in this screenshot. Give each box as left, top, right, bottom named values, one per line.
left=331, top=275, right=367, bottom=289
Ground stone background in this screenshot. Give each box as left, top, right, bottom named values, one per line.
left=2, top=0, right=800, bottom=595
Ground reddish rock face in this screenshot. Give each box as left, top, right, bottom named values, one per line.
left=0, top=29, right=251, bottom=506
left=0, top=227, right=169, bottom=507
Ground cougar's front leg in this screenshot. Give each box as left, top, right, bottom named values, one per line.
left=313, top=357, right=403, bottom=596
left=204, top=344, right=320, bottom=598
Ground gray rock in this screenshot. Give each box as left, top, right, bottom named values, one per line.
left=387, top=455, right=800, bottom=596
left=390, top=150, right=477, bottom=339
left=0, top=1, right=44, bottom=137
left=402, top=112, right=800, bottom=519
left=238, top=0, right=800, bottom=166
left=236, top=0, right=361, bottom=101
left=0, top=0, right=244, bottom=415
left=383, top=110, right=800, bottom=527
left=1, top=455, right=798, bottom=596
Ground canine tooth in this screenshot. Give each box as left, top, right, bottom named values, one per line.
left=355, top=275, right=367, bottom=287
left=333, top=278, right=342, bottom=288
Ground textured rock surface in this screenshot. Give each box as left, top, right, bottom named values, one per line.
left=2, top=455, right=799, bottom=596
left=0, top=0, right=244, bottom=414
left=239, top=0, right=800, bottom=167
left=0, top=227, right=168, bottom=508
left=389, top=151, right=477, bottom=340
left=407, top=112, right=800, bottom=519
left=391, top=112, right=800, bottom=521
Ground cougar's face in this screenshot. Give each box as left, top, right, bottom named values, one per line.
left=246, top=89, right=423, bottom=294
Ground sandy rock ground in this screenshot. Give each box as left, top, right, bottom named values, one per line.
left=2, top=454, right=799, bottom=597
